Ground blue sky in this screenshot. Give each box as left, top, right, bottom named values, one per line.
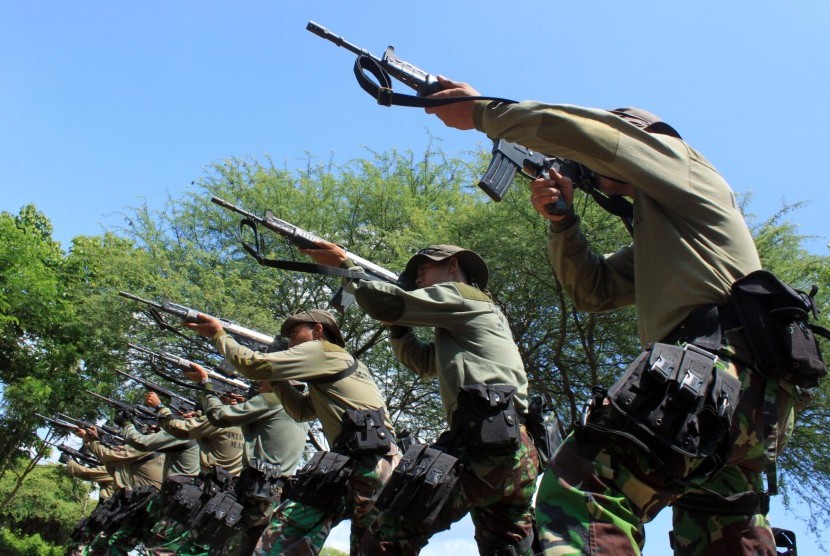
left=3, top=1, right=828, bottom=553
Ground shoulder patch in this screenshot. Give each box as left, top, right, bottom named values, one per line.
left=454, top=282, right=492, bottom=302
left=320, top=340, right=348, bottom=353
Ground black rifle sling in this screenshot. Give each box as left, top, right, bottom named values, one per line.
left=239, top=218, right=371, bottom=281
left=305, top=358, right=359, bottom=386
left=353, top=56, right=516, bottom=108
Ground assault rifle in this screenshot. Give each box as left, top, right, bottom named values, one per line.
left=83, top=390, right=158, bottom=429
left=128, top=343, right=254, bottom=399
left=37, top=413, right=124, bottom=448
left=115, top=369, right=200, bottom=414
left=119, top=291, right=276, bottom=350
left=210, top=196, right=400, bottom=307
left=308, top=22, right=588, bottom=214
left=42, top=438, right=101, bottom=468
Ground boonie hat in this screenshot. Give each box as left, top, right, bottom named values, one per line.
left=400, top=245, right=489, bottom=289
left=280, top=309, right=346, bottom=347
left=609, top=107, right=682, bottom=139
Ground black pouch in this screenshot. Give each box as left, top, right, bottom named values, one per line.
left=335, top=407, right=392, bottom=456
left=375, top=443, right=462, bottom=529
left=525, top=396, right=563, bottom=469
left=240, top=457, right=283, bottom=503
left=454, top=384, right=521, bottom=454
left=189, top=490, right=244, bottom=546
left=730, top=270, right=829, bottom=388
left=102, top=485, right=159, bottom=534
left=584, top=343, right=741, bottom=476
left=165, top=482, right=204, bottom=525
left=282, top=451, right=353, bottom=511
left=85, top=497, right=117, bottom=536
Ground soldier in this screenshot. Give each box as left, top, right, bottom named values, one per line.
left=306, top=242, right=539, bottom=555
left=184, top=309, right=398, bottom=555
left=423, top=78, right=803, bottom=555
left=73, top=426, right=165, bottom=555
left=182, top=364, right=309, bottom=555
left=142, top=391, right=245, bottom=555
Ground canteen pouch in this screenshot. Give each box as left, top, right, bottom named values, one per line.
left=283, top=451, right=353, bottom=511
left=730, top=270, right=829, bottom=388
left=454, top=384, right=521, bottom=454
left=336, top=407, right=392, bottom=456
left=582, top=343, right=741, bottom=477
left=240, top=457, right=283, bottom=502
left=375, top=443, right=462, bottom=529
left=189, top=490, right=244, bottom=546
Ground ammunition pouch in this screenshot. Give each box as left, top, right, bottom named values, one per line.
left=283, top=451, right=353, bottom=511
left=581, top=343, right=741, bottom=479
left=524, top=396, right=563, bottom=469
left=102, top=485, right=159, bottom=534
left=375, top=443, right=462, bottom=529
left=453, top=384, right=521, bottom=455
left=85, top=496, right=117, bottom=535
left=730, top=270, right=829, bottom=388
left=239, top=458, right=283, bottom=503
left=160, top=475, right=204, bottom=525
left=189, top=490, right=244, bottom=547
left=334, top=407, right=392, bottom=456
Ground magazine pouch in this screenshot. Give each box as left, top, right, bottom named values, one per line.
left=282, top=451, right=353, bottom=511
left=189, top=490, right=244, bottom=547
left=335, top=407, right=392, bottom=456
left=454, top=384, right=521, bottom=454
left=730, top=270, right=829, bottom=388
left=583, top=343, right=741, bottom=478
left=375, top=443, right=462, bottom=529
left=240, top=457, right=283, bottom=503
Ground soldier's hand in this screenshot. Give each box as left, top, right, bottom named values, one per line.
left=530, top=168, right=574, bottom=222
left=182, top=313, right=223, bottom=338
left=301, top=239, right=348, bottom=267
left=183, top=362, right=208, bottom=382
left=145, top=392, right=162, bottom=408
left=72, top=427, right=86, bottom=439
left=424, top=76, right=480, bottom=130
left=86, top=426, right=99, bottom=440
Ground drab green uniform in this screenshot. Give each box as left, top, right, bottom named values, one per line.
left=201, top=385, right=309, bottom=554
left=211, top=331, right=397, bottom=555
left=350, top=278, right=539, bottom=555
left=472, top=100, right=796, bottom=555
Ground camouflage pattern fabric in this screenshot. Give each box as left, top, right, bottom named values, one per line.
left=363, top=427, right=539, bottom=555
left=535, top=351, right=795, bottom=556
left=254, top=452, right=396, bottom=556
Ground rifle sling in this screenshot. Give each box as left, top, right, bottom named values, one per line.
left=353, top=56, right=516, bottom=108
left=305, top=358, right=359, bottom=385
left=239, top=219, right=371, bottom=281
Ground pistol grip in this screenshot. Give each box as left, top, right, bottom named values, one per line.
left=545, top=198, right=571, bottom=216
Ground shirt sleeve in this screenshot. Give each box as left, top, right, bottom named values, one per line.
left=201, top=392, right=279, bottom=427
left=389, top=328, right=438, bottom=378
left=212, top=331, right=334, bottom=382
left=275, top=382, right=318, bottom=422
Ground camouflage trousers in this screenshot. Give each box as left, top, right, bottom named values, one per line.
left=363, top=426, right=539, bottom=555
left=535, top=351, right=796, bottom=556
left=254, top=449, right=398, bottom=556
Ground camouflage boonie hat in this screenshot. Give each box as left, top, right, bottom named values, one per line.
left=280, top=309, right=346, bottom=347
left=609, top=107, right=682, bottom=139
left=400, top=244, right=489, bottom=289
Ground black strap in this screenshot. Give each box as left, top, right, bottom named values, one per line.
left=353, top=56, right=516, bottom=108
left=239, top=218, right=370, bottom=281
left=305, top=358, right=360, bottom=385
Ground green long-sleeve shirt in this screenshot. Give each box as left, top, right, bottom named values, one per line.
left=474, top=101, right=761, bottom=345
left=351, top=279, right=528, bottom=424
left=122, top=423, right=201, bottom=478
left=156, top=408, right=244, bottom=475
left=212, top=331, right=393, bottom=444
left=201, top=390, right=308, bottom=476
left=65, top=460, right=115, bottom=501
left=83, top=439, right=164, bottom=489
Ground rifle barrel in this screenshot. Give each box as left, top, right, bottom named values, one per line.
left=306, top=21, right=376, bottom=59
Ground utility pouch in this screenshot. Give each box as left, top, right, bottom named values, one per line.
left=164, top=481, right=204, bottom=525
left=730, top=270, right=829, bottom=388
left=189, top=490, right=244, bottom=546
left=375, top=443, right=462, bottom=529
left=283, top=451, right=353, bottom=511
left=103, top=485, right=158, bottom=534
left=584, top=343, right=741, bottom=475
left=201, top=466, right=236, bottom=498
left=335, top=407, right=392, bottom=456
left=525, top=396, right=563, bottom=469
left=454, top=384, right=521, bottom=454
left=86, top=497, right=117, bottom=535
left=240, top=457, right=283, bottom=502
